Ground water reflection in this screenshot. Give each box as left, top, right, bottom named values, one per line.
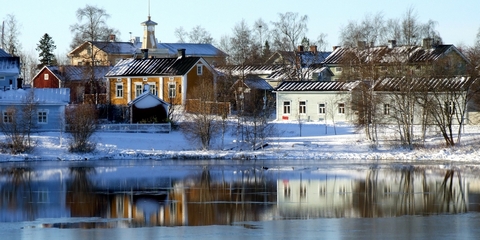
left=1, top=162, right=480, bottom=228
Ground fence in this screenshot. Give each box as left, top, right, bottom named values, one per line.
left=96, top=123, right=171, bottom=133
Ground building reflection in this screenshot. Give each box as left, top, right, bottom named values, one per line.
left=1, top=164, right=480, bottom=228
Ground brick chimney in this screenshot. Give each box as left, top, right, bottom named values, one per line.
left=177, top=49, right=186, bottom=59
left=309, top=45, right=317, bottom=54
left=297, top=45, right=304, bottom=52
left=109, top=34, right=116, bottom=42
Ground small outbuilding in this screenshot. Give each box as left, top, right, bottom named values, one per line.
left=128, top=85, right=169, bottom=123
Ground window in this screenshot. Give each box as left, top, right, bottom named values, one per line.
left=318, top=103, right=326, bottom=114
left=135, top=84, right=143, bottom=98
left=0, top=76, right=5, bottom=81
left=299, top=101, right=306, bottom=114
left=37, top=110, right=48, bottom=124
left=168, top=83, right=176, bottom=98
left=384, top=103, right=390, bottom=115
left=335, top=67, right=342, bottom=72
left=283, top=101, right=291, bottom=114
left=197, top=65, right=203, bottom=75
left=115, top=83, right=123, bottom=98
left=445, top=101, right=455, bottom=114
left=148, top=83, right=157, bottom=96
left=3, top=111, right=13, bottom=123
left=338, top=103, right=345, bottom=114
left=44, top=74, right=49, bottom=80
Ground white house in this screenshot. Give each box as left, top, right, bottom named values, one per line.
left=274, top=81, right=360, bottom=123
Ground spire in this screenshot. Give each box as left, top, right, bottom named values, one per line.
left=141, top=0, right=157, bottom=49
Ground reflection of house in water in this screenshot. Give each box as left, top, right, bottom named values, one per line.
left=277, top=169, right=470, bottom=218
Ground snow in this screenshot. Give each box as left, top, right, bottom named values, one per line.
left=0, top=121, right=479, bottom=162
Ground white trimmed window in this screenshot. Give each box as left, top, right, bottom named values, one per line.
left=135, top=83, right=143, bottom=98
left=338, top=103, right=345, bottom=114
left=3, top=111, right=13, bottom=123
left=283, top=101, right=291, bottom=114
left=299, top=101, right=306, bottom=114
left=37, top=110, right=48, bottom=124
left=335, top=67, right=342, bottom=72
left=44, top=74, right=49, bottom=80
left=318, top=103, right=326, bottom=114
left=197, top=65, right=203, bottom=75
left=168, top=82, right=176, bottom=98
left=148, top=83, right=157, bottom=96
left=384, top=103, right=390, bottom=115
left=445, top=101, right=455, bottom=114
left=115, top=83, right=123, bottom=98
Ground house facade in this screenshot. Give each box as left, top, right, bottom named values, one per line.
left=274, top=81, right=359, bottom=123
left=32, top=65, right=111, bottom=104
left=105, top=50, right=218, bottom=121
left=0, top=88, right=70, bottom=131
left=0, top=48, right=21, bottom=90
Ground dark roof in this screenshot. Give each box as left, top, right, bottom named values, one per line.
left=323, top=44, right=464, bottom=65
left=265, top=50, right=331, bottom=65
left=157, top=43, right=226, bottom=57
left=234, top=77, right=273, bottom=91
left=215, top=64, right=283, bottom=76
left=105, top=56, right=201, bottom=77
left=46, top=66, right=112, bottom=81
left=374, top=76, right=473, bottom=92
left=275, top=81, right=359, bottom=91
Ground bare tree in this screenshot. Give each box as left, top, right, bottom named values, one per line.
left=270, top=12, right=308, bottom=51
left=174, top=25, right=213, bottom=44
left=66, top=104, right=97, bottom=153
left=180, top=72, right=220, bottom=150
left=2, top=14, right=22, bottom=56
left=339, top=12, right=386, bottom=47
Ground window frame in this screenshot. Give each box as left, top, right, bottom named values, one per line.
left=299, top=101, right=307, bottom=114
left=338, top=103, right=345, bottom=114
left=115, top=83, right=123, bottom=98
left=283, top=101, right=291, bottom=115
left=148, top=82, right=157, bottom=96
left=2, top=111, right=13, bottom=123
left=37, top=110, right=48, bottom=124
left=168, top=82, right=176, bottom=98
left=318, top=103, right=326, bottom=114
left=135, top=83, right=143, bottom=98
left=197, top=65, right=203, bottom=75
left=384, top=103, right=390, bottom=115
left=44, top=73, right=49, bottom=80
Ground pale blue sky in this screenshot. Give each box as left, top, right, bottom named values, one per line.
left=1, top=0, right=479, bottom=56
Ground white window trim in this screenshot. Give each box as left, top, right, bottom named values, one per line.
left=2, top=111, right=13, bottom=123
left=44, top=74, right=49, bottom=80
left=135, top=83, right=143, bottom=98
left=37, top=110, right=49, bottom=124
left=115, top=83, right=123, bottom=98
left=318, top=103, right=326, bottom=114
left=168, top=82, right=176, bottom=98
left=338, top=103, right=345, bottom=114
left=197, top=65, right=203, bottom=75
left=283, top=101, right=291, bottom=115
left=147, top=82, right=157, bottom=96
left=299, top=100, right=307, bottom=115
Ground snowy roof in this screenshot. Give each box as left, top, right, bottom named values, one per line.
left=128, top=90, right=168, bottom=109
left=91, top=41, right=140, bottom=55
left=323, top=44, right=465, bottom=65
left=216, top=64, right=283, bottom=76
left=157, top=43, right=226, bottom=57
left=234, top=77, right=273, bottom=91
left=0, top=57, right=20, bottom=75
left=373, top=76, right=474, bottom=92
left=0, top=48, right=11, bottom=57
left=105, top=56, right=202, bottom=77
left=275, top=81, right=360, bottom=92
left=0, top=88, right=70, bottom=104
left=45, top=65, right=112, bottom=81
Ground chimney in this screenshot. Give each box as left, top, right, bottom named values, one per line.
left=309, top=45, right=317, bottom=54
left=297, top=45, right=304, bottom=52
left=141, top=49, right=149, bottom=59
left=177, top=49, right=186, bottom=59
left=333, top=46, right=340, bottom=51
left=388, top=40, right=396, bottom=49
left=423, top=38, right=433, bottom=49
left=109, top=34, right=116, bottom=42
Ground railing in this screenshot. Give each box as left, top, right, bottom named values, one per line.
left=96, top=123, right=171, bottom=133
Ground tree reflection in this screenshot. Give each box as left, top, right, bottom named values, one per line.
left=0, top=166, right=36, bottom=221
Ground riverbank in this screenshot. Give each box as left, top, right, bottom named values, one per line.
left=0, top=122, right=479, bottom=162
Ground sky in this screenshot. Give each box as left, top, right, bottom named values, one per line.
left=1, top=0, right=479, bottom=58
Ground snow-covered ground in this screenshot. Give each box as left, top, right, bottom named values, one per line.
left=0, top=121, right=479, bottom=162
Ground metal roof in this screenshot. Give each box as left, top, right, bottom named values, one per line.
left=47, top=66, right=112, bottom=81
left=235, top=77, right=273, bottom=91
left=157, top=43, right=226, bottom=57
left=105, top=56, right=201, bottom=77
left=216, top=64, right=283, bottom=76
left=373, top=76, right=473, bottom=92
left=323, top=44, right=462, bottom=65
left=0, top=48, right=11, bottom=57
left=275, top=81, right=359, bottom=92
left=91, top=41, right=140, bottom=55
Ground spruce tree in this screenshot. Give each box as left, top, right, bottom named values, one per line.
left=36, top=33, right=57, bottom=68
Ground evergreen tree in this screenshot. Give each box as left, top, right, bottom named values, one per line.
left=36, top=33, right=57, bottom=68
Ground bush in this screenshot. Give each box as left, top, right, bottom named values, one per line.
left=66, top=104, right=98, bottom=153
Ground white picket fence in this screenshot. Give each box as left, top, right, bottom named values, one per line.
left=96, top=123, right=171, bottom=133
